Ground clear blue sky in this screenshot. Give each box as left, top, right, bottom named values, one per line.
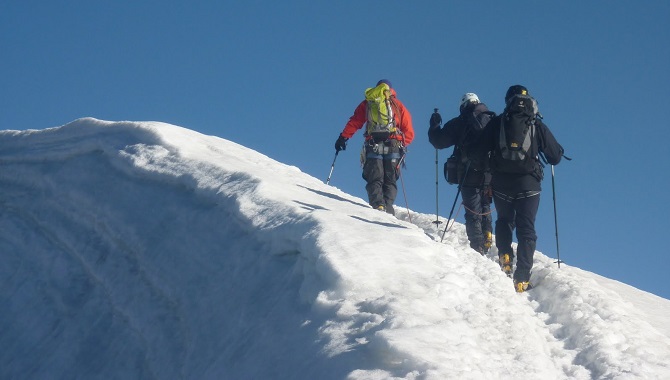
left=2, top=1, right=669, bottom=299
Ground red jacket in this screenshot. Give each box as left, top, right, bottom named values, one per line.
left=341, top=88, right=414, bottom=145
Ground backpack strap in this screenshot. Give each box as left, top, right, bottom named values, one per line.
left=371, top=96, right=405, bottom=144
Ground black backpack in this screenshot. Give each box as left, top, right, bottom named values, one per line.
left=492, top=94, right=541, bottom=175
left=444, top=103, right=495, bottom=184
left=458, top=103, right=495, bottom=167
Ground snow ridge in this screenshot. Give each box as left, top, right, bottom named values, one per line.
left=1, top=119, right=669, bottom=379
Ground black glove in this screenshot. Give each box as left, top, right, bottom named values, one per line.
left=335, top=135, right=348, bottom=152
left=430, top=112, right=442, bottom=129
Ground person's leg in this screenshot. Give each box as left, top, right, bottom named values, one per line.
left=381, top=143, right=401, bottom=214
left=493, top=193, right=516, bottom=276
left=480, top=172, right=493, bottom=251
left=481, top=189, right=493, bottom=249
left=362, top=146, right=385, bottom=209
left=461, top=186, right=484, bottom=252
left=512, top=194, right=540, bottom=283
left=493, top=194, right=515, bottom=256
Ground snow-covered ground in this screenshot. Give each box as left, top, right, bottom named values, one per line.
left=1, top=119, right=668, bottom=379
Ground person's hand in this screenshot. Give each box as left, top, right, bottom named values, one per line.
left=335, top=135, right=348, bottom=152
left=430, top=112, right=442, bottom=129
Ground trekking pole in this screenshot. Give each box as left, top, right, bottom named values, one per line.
left=398, top=166, right=412, bottom=224
left=432, top=109, right=443, bottom=231
left=325, top=151, right=339, bottom=185
left=441, top=188, right=462, bottom=242
left=396, top=152, right=412, bottom=223
left=433, top=148, right=442, bottom=230
left=441, top=160, right=471, bottom=242
left=445, top=203, right=464, bottom=235
left=551, top=165, right=563, bottom=267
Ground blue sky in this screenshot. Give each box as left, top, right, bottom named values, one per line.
left=2, top=1, right=669, bottom=299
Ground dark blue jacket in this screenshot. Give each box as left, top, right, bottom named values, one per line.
left=428, top=103, right=494, bottom=188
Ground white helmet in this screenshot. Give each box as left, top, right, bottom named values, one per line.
left=460, top=93, right=480, bottom=109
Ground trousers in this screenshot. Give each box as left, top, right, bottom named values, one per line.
left=362, top=140, right=402, bottom=211
left=493, top=191, right=540, bottom=282
left=461, top=186, right=492, bottom=250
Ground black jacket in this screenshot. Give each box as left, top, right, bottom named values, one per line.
left=428, top=103, right=493, bottom=188
left=479, top=114, right=563, bottom=193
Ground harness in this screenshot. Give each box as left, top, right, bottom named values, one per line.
left=493, top=190, right=540, bottom=203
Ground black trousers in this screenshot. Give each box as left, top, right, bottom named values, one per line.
left=362, top=141, right=401, bottom=211
left=460, top=186, right=492, bottom=250
left=493, top=192, right=540, bottom=283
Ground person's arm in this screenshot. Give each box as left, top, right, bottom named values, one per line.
left=340, top=100, right=367, bottom=139
left=395, top=99, right=414, bottom=145
left=536, top=120, right=563, bottom=165
left=429, top=116, right=459, bottom=150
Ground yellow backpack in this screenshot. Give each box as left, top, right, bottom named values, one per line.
left=364, top=83, right=397, bottom=142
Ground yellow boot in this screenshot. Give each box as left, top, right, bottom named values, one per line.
left=499, top=254, right=513, bottom=277
left=514, top=280, right=532, bottom=293
left=484, top=231, right=493, bottom=250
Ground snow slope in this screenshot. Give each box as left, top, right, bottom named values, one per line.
left=1, top=119, right=669, bottom=379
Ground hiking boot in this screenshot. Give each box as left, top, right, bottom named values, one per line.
left=484, top=231, right=492, bottom=250
left=514, top=280, right=532, bottom=293
left=385, top=204, right=395, bottom=215
left=499, top=254, right=513, bottom=277
left=375, top=204, right=386, bottom=212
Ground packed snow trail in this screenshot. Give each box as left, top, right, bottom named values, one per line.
left=402, top=209, right=670, bottom=379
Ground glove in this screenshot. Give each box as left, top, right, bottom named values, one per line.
left=430, top=112, right=442, bottom=129
left=335, top=135, right=348, bottom=152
